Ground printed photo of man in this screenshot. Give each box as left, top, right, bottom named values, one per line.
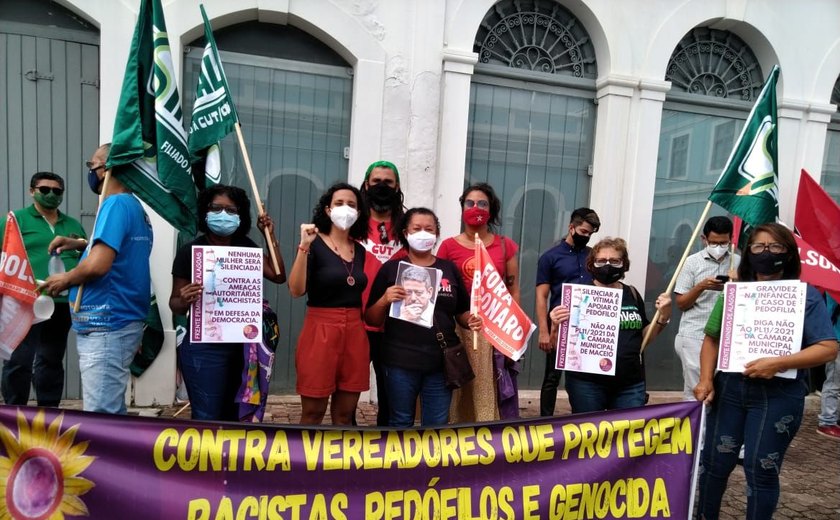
left=390, top=263, right=439, bottom=328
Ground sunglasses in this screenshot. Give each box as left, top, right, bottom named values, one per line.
left=35, top=186, right=64, bottom=196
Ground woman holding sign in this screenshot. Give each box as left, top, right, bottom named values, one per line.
left=694, top=223, right=838, bottom=520
left=289, top=183, right=370, bottom=425
left=366, top=207, right=482, bottom=426
left=169, top=185, right=286, bottom=421
left=549, top=237, right=672, bottom=413
left=437, top=183, right=521, bottom=422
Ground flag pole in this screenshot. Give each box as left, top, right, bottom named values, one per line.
left=233, top=123, right=281, bottom=275
left=472, top=233, right=480, bottom=350
left=73, top=170, right=112, bottom=313
left=640, top=200, right=713, bottom=353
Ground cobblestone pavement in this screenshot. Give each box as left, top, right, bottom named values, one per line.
left=71, top=391, right=840, bottom=519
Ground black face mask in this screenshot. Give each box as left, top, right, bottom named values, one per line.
left=749, top=251, right=787, bottom=276
left=366, top=184, right=398, bottom=213
left=591, top=265, right=623, bottom=285
left=571, top=231, right=590, bottom=250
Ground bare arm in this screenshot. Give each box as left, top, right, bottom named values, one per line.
left=257, top=213, right=286, bottom=284
left=365, top=286, right=406, bottom=327
left=675, top=277, right=723, bottom=311
left=744, top=339, right=839, bottom=378
left=640, top=292, right=672, bottom=343
left=288, top=224, right=318, bottom=298
left=693, top=334, right=720, bottom=403
left=169, top=277, right=202, bottom=316
left=41, top=242, right=115, bottom=296
left=535, top=284, right=551, bottom=352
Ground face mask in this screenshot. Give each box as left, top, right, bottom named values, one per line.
left=329, top=205, right=358, bottom=231
left=463, top=207, right=490, bottom=227
left=87, top=169, right=102, bottom=194
left=571, top=231, right=590, bottom=250
left=33, top=191, right=63, bottom=209
left=591, top=265, right=624, bottom=285
left=749, top=251, right=787, bottom=276
left=206, top=211, right=241, bottom=237
left=407, top=230, right=437, bottom=252
left=366, top=184, right=398, bottom=213
left=705, top=244, right=728, bottom=261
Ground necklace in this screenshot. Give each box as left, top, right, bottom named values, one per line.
left=324, top=234, right=356, bottom=286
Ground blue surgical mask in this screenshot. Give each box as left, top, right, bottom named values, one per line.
left=87, top=169, right=102, bottom=194
left=206, top=211, right=241, bottom=237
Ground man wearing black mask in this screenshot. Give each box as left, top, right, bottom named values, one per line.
left=359, top=160, right=406, bottom=426
left=535, top=207, right=600, bottom=416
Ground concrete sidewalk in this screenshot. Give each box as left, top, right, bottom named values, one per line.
left=69, top=391, right=840, bottom=519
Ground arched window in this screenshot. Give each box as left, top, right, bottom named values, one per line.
left=821, top=75, right=840, bottom=201
left=465, top=0, right=598, bottom=388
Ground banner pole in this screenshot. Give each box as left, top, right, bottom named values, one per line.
left=234, top=122, right=281, bottom=275
left=640, top=200, right=713, bottom=354
left=472, top=233, right=480, bottom=350
left=73, top=170, right=112, bottom=313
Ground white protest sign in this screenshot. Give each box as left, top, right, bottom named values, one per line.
left=556, top=283, right=622, bottom=375
left=191, top=246, right=263, bottom=343
left=718, top=280, right=806, bottom=379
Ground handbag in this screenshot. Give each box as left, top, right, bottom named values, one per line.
left=434, top=318, right=475, bottom=389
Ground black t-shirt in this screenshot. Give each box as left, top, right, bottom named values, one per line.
left=368, top=257, right=470, bottom=373
left=566, top=283, right=649, bottom=388
left=172, top=235, right=260, bottom=280
left=305, top=235, right=367, bottom=308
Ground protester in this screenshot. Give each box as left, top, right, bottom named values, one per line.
left=673, top=216, right=740, bottom=401
left=289, top=182, right=369, bottom=425
left=367, top=207, right=480, bottom=426
left=358, top=160, right=405, bottom=426
left=438, top=182, right=520, bottom=421
left=0, top=172, right=86, bottom=407
left=535, top=207, right=600, bottom=416
left=694, top=223, right=838, bottom=518
left=168, top=185, right=285, bottom=421
left=549, top=237, right=672, bottom=412
left=817, top=294, right=840, bottom=439
left=42, top=143, right=152, bottom=415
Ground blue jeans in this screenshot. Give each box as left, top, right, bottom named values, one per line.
left=178, top=338, right=244, bottom=421
left=697, top=372, right=807, bottom=519
left=76, top=321, right=144, bottom=414
left=565, top=376, right=646, bottom=413
left=385, top=365, right=451, bottom=427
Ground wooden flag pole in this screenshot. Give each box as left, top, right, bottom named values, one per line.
left=472, top=233, right=480, bottom=350
left=233, top=122, right=281, bottom=275
left=73, top=170, right=112, bottom=313
left=640, top=200, right=713, bottom=354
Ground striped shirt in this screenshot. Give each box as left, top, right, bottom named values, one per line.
left=674, top=249, right=740, bottom=338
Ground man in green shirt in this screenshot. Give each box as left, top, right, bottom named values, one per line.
left=0, top=172, right=86, bottom=406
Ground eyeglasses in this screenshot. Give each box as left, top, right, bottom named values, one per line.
left=748, top=242, right=787, bottom=254
left=208, top=204, right=239, bottom=215
left=35, top=186, right=64, bottom=196
left=464, top=200, right=489, bottom=209
left=378, top=221, right=389, bottom=243
left=593, top=259, right=623, bottom=268
left=85, top=161, right=105, bottom=172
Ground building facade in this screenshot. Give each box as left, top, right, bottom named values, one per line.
left=2, top=0, right=840, bottom=404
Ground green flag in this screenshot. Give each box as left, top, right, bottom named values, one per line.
left=107, top=0, right=197, bottom=235
left=188, top=5, right=239, bottom=188
left=708, top=65, right=780, bottom=226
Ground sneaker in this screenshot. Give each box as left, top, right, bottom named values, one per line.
left=816, top=425, right=840, bottom=440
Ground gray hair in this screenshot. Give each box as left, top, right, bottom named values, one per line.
left=402, top=265, right=432, bottom=289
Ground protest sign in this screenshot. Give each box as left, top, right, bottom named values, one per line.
left=0, top=402, right=703, bottom=519
left=389, top=261, right=441, bottom=329
left=556, top=283, right=622, bottom=375
left=718, top=280, right=806, bottom=378
left=191, top=246, right=263, bottom=343
left=0, top=212, right=37, bottom=359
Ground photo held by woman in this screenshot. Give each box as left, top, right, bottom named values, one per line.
left=437, top=183, right=522, bottom=422
left=693, top=223, right=838, bottom=520
left=550, top=237, right=672, bottom=413
left=169, top=185, right=286, bottom=421
left=288, top=182, right=370, bottom=426
left=366, top=207, right=481, bottom=427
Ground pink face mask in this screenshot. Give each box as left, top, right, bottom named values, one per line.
left=463, top=207, right=490, bottom=227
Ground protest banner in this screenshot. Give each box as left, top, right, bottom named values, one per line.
left=718, top=280, right=806, bottom=378
left=473, top=240, right=536, bottom=361
left=0, top=213, right=37, bottom=359
left=556, top=284, right=622, bottom=375
left=191, top=245, right=263, bottom=343
left=0, top=401, right=702, bottom=519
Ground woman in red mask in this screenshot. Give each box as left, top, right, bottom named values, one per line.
left=437, top=183, right=521, bottom=422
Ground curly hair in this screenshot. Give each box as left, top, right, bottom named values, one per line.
left=397, top=207, right=441, bottom=249
left=459, top=182, right=501, bottom=231
left=197, top=184, right=252, bottom=238
left=586, top=237, right=630, bottom=276
left=312, top=182, right=369, bottom=241
left=738, top=223, right=800, bottom=280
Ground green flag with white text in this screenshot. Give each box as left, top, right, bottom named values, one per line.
left=188, top=4, right=239, bottom=188
left=107, top=0, right=197, bottom=235
left=708, top=65, right=780, bottom=226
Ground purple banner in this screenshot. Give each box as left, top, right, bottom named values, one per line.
left=0, top=402, right=702, bottom=519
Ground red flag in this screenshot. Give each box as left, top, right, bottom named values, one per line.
left=796, top=234, right=840, bottom=303
left=473, top=240, right=536, bottom=360
left=731, top=216, right=743, bottom=249
left=0, top=212, right=37, bottom=359
left=795, top=169, right=840, bottom=266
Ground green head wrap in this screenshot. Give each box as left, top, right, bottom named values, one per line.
left=364, top=160, right=400, bottom=183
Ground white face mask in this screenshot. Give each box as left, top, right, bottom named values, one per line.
left=329, top=205, right=358, bottom=230
left=407, top=230, right=437, bottom=252
left=705, top=244, right=728, bottom=260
